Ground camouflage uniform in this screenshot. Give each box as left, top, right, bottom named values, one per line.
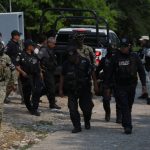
left=77, top=44, right=95, bottom=64
left=0, top=54, right=11, bottom=125
left=5, top=70, right=18, bottom=100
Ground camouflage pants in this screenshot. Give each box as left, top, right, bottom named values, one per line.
left=0, top=81, right=8, bottom=123
left=6, top=70, right=18, bottom=97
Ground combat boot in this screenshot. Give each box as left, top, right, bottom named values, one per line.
left=147, top=97, right=150, bottom=105
left=105, top=112, right=110, bottom=122
left=4, top=97, right=10, bottom=104
left=124, top=128, right=132, bottom=134
left=72, top=127, right=82, bottom=133
left=138, top=93, right=148, bottom=99
left=30, top=110, right=41, bottom=116
left=85, top=121, right=91, bottom=130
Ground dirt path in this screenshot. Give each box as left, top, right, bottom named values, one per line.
left=0, top=83, right=150, bottom=150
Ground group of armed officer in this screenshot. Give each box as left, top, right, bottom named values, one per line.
left=0, top=30, right=147, bottom=135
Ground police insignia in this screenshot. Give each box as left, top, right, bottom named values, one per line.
left=32, top=58, right=37, bottom=64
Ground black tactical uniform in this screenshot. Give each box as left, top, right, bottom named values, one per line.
left=61, top=50, right=94, bottom=133
left=38, top=46, right=60, bottom=109
left=107, top=48, right=146, bottom=134
left=16, top=49, right=42, bottom=116
left=96, top=52, right=122, bottom=122
left=6, top=39, right=21, bottom=65
left=5, top=31, right=23, bottom=104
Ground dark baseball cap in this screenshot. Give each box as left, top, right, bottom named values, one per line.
left=11, top=30, right=21, bottom=37
left=24, top=39, right=35, bottom=48
left=120, top=38, right=130, bottom=47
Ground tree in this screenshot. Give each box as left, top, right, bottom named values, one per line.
left=107, top=0, right=150, bottom=39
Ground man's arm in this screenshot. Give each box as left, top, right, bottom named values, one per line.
left=92, top=71, right=99, bottom=94
left=16, top=66, right=28, bottom=77
left=136, top=55, right=146, bottom=86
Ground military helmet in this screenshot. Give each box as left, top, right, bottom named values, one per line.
left=72, top=32, right=85, bottom=41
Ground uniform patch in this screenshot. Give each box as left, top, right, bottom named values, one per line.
left=119, top=60, right=130, bottom=66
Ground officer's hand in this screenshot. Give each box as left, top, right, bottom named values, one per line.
left=59, top=89, right=64, bottom=98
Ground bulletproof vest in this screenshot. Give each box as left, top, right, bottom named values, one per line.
left=115, top=53, right=137, bottom=83
left=65, top=58, right=91, bottom=92
left=20, top=52, right=40, bottom=75
left=0, top=54, right=11, bottom=82
left=6, top=40, right=21, bottom=58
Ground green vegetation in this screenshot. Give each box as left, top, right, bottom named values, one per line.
left=0, top=0, right=150, bottom=39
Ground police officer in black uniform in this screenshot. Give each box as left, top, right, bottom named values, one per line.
left=106, top=39, right=146, bottom=134
left=5, top=30, right=24, bottom=104
left=59, top=46, right=98, bottom=133
left=16, top=40, right=42, bottom=116
left=38, top=36, right=61, bottom=110
left=96, top=49, right=122, bottom=123
left=6, top=30, right=22, bottom=64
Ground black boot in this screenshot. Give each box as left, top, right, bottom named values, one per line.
left=103, top=102, right=111, bottom=122
left=147, top=97, right=150, bottom=105
left=85, top=121, right=91, bottom=130
left=30, top=110, right=41, bottom=116
left=72, top=127, right=82, bottom=133
left=124, top=128, right=132, bottom=134
left=138, top=93, right=148, bottom=99
left=105, top=112, right=110, bottom=122
left=4, top=97, right=10, bottom=104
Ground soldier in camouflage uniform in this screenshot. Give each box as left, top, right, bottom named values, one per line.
left=0, top=42, right=12, bottom=128
left=72, top=32, right=96, bottom=65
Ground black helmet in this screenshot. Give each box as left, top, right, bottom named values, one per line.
left=120, top=38, right=130, bottom=47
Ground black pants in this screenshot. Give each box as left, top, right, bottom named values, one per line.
left=103, top=88, right=122, bottom=119
left=21, top=75, right=41, bottom=112
left=43, top=71, right=56, bottom=107
left=116, top=85, right=136, bottom=129
left=68, top=86, right=94, bottom=128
